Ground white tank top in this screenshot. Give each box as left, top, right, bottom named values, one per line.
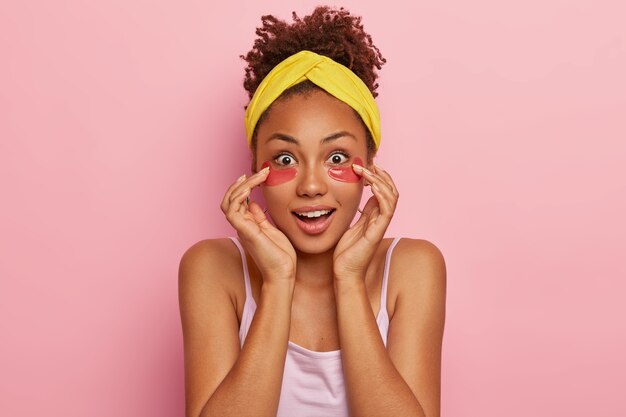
left=229, top=236, right=401, bottom=417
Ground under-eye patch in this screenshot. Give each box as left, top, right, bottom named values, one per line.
left=261, top=161, right=297, bottom=186
left=261, top=156, right=364, bottom=186
left=328, top=156, right=363, bottom=183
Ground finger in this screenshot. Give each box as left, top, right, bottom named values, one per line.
left=351, top=163, right=372, bottom=185
left=238, top=192, right=251, bottom=216
left=355, top=165, right=382, bottom=186
left=347, top=198, right=377, bottom=239
left=227, top=167, right=270, bottom=206
left=370, top=179, right=396, bottom=221
left=221, top=174, right=247, bottom=213
left=227, top=186, right=251, bottom=223
left=241, top=166, right=270, bottom=190
left=363, top=169, right=398, bottom=207
left=372, top=164, right=399, bottom=197
left=360, top=167, right=394, bottom=195
left=368, top=206, right=380, bottom=227
left=352, top=162, right=366, bottom=176
left=365, top=205, right=387, bottom=242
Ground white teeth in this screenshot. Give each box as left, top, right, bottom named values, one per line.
left=296, top=209, right=332, bottom=218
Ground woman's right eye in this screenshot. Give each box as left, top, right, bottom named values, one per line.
left=274, top=154, right=296, bottom=166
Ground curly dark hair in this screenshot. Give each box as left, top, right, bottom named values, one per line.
left=241, top=6, right=386, bottom=169
left=242, top=6, right=386, bottom=99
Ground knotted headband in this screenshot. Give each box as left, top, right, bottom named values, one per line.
left=244, top=50, right=381, bottom=149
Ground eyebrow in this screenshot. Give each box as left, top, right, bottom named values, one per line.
left=266, top=131, right=357, bottom=145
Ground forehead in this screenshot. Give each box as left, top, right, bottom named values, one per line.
left=256, top=89, right=367, bottom=149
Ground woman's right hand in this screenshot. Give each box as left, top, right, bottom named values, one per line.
left=220, top=167, right=296, bottom=282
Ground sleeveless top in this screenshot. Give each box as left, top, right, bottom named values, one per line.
left=229, top=236, right=402, bottom=417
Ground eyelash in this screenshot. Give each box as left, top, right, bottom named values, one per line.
left=272, top=151, right=351, bottom=166
left=327, top=150, right=350, bottom=165
left=273, top=152, right=296, bottom=166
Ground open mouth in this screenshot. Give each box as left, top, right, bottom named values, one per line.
left=291, top=209, right=336, bottom=234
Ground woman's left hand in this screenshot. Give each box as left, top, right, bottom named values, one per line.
left=333, top=164, right=399, bottom=280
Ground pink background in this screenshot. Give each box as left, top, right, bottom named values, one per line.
left=1, top=0, right=625, bottom=416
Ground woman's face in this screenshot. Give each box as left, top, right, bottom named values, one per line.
left=255, top=89, right=370, bottom=254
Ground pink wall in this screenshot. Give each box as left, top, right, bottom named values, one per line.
left=1, top=1, right=624, bottom=416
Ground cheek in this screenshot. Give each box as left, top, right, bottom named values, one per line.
left=327, top=156, right=363, bottom=183
left=261, top=161, right=297, bottom=186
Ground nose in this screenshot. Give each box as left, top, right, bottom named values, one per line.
left=296, top=163, right=328, bottom=198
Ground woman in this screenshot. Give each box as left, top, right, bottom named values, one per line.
left=179, top=7, right=446, bottom=417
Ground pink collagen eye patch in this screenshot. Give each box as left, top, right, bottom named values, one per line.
left=328, top=156, right=364, bottom=183
left=261, top=161, right=297, bottom=186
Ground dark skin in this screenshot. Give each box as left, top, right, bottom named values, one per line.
left=178, top=89, right=446, bottom=417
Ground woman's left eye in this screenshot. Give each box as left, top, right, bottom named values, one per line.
left=327, top=152, right=349, bottom=165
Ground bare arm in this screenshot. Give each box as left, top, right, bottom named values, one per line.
left=178, top=168, right=298, bottom=416
left=178, top=239, right=294, bottom=417
left=335, top=239, right=447, bottom=417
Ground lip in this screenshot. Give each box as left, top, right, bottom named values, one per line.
left=292, top=205, right=335, bottom=214
left=293, top=211, right=335, bottom=235
left=291, top=204, right=336, bottom=235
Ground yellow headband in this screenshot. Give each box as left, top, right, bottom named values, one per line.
left=244, top=50, right=381, bottom=149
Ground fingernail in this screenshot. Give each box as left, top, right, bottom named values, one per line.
left=260, top=166, right=270, bottom=175
left=237, top=174, right=246, bottom=182
left=352, top=163, right=364, bottom=172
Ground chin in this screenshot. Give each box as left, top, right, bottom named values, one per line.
left=290, top=234, right=340, bottom=256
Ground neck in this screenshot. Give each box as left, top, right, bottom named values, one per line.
left=294, top=247, right=335, bottom=285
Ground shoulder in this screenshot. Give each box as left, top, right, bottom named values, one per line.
left=388, top=238, right=447, bottom=313
left=179, top=237, right=241, bottom=269
left=391, top=238, right=446, bottom=278
left=178, top=238, right=244, bottom=301
left=179, top=238, right=241, bottom=279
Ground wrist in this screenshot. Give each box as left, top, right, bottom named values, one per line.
left=333, top=274, right=366, bottom=294
left=333, top=265, right=367, bottom=280
left=260, top=268, right=296, bottom=284
left=261, top=278, right=295, bottom=298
